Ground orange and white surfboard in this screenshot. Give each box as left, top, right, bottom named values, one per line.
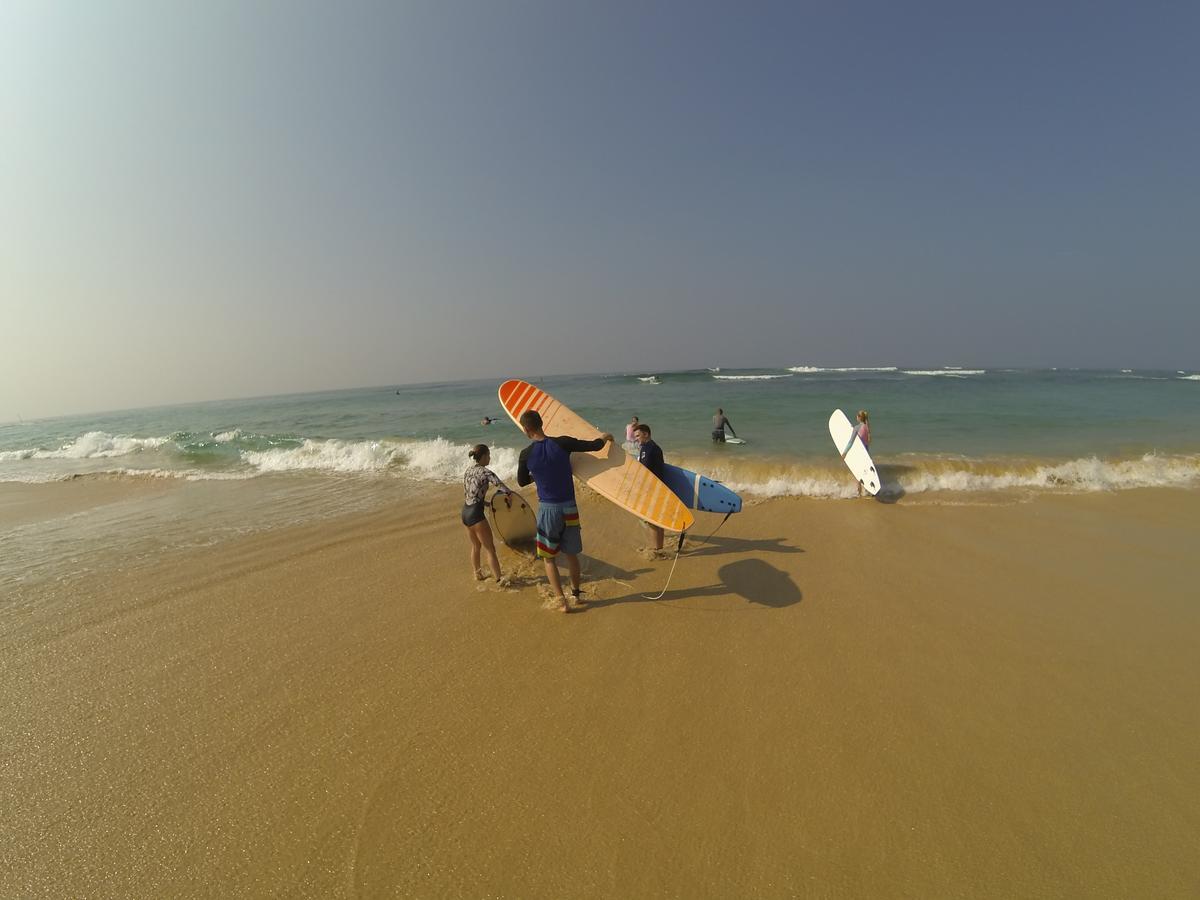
left=498, top=379, right=694, bottom=534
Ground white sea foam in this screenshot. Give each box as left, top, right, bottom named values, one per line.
left=744, top=454, right=1199, bottom=498
left=1180, top=375, right=1200, bottom=381
left=638, top=376, right=661, bottom=384
left=712, top=374, right=793, bottom=381
left=240, top=437, right=521, bottom=483
left=902, top=369, right=986, bottom=377
left=212, top=429, right=242, bottom=443
left=106, top=467, right=253, bottom=482
left=1120, top=369, right=1133, bottom=374
left=787, top=366, right=898, bottom=374
left=0, top=432, right=171, bottom=461
left=726, top=473, right=859, bottom=499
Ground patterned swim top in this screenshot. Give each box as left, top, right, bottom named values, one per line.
left=464, top=464, right=509, bottom=505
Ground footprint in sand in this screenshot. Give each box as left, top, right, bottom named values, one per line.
left=636, top=547, right=673, bottom=561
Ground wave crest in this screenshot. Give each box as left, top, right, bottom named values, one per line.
left=240, top=437, right=521, bottom=482
left=787, top=366, right=898, bottom=373
left=0, top=431, right=170, bottom=461
left=712, top=374, right=793, bottom=381
left=666, top=452, right=1200, bottom=499
left=902, top=369, right=986, bottom=377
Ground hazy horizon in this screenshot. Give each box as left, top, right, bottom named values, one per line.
left=5, top=360, right=1196, bottom=426
left=4, top=1, right=1198, bottom=421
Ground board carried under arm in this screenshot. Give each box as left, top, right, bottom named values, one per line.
left=828, top=408, right=880, bottom=496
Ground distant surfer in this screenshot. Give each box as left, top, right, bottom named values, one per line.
left=516, top=409, right=614, bottom=613
left=841, top=410, right=871, bottom=497
left=481, top=416, right=497, bottom=426
left=633, top=423, right=666, bottom=552
left=463, top=444, right=514, bottom=584
left=711, top=408, right=737, bottom=443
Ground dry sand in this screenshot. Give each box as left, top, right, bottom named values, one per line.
left=2, top=483, right=1198, bottom=898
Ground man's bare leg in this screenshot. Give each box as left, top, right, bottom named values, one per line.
left=543, top=558, right=569, bottom=611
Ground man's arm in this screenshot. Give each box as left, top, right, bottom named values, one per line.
left=551, top=434, right=611, bottom=454
left=517, top=445, right=532, bottom=486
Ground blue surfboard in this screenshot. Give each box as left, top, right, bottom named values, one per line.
left=660, top=463, right=742, bottom=514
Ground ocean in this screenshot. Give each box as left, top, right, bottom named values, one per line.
left=4, top=366, right=1199, bottom=593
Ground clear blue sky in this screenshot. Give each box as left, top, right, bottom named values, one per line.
left=3, top=0, right=1197, bottom=419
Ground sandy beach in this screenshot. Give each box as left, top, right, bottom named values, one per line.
left=3, top=482, right=1198, bottom=898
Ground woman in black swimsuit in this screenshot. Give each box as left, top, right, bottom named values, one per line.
left=463, top=444, right=513, bottom=583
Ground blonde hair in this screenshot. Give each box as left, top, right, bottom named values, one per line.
left=857, top=410, right=869, bottom=422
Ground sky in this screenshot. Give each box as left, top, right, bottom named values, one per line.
left=2, top=0, right=1198, bottom=420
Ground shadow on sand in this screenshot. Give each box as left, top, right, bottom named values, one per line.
left=874, top=463, right=914, bottom=504
left=581, top=558, right=801, bottom=612
left=681, top=533, right=805, bottom=558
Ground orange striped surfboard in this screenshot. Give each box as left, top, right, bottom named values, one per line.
left=498, top=379, right=694, bottom=534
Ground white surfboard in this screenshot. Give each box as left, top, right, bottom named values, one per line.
left=724, top=436, right=746, bottom=445
left=829, top=409, right=879, bottom=496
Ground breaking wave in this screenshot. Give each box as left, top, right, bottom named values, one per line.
left=667, top=452, right=1200, bottom=500
left=787, top=366, right=898, bottom=373
left=902, top=369, right=986, bottom=377
left=0, top=431, right=169, bottom=461
left=712, top=373, right=793, bottom=381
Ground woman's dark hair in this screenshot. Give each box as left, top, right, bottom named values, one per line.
left=469, top=444, right=489, bottom=461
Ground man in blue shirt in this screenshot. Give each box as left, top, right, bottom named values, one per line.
left=517, top=409, right=613, bottom=612
left=634, top=423, right=666, bottom=552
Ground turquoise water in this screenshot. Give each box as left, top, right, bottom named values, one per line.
left=2, top=367, right=1199, bottom=495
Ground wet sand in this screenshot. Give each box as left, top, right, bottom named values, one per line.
left=2, top=484, right=1198, bottom=898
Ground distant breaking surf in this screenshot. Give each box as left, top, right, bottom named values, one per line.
left=712, top=373, right=793, bottom=381
left=787, top=366, right=898, bottom=373
left=902, top=369, right=986, bottom=377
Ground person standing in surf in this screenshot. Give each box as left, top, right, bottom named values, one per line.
left=712, top=408, right=736, bottom=443
left=624, top=415, right=639, bottom=454
left=842, top=410, right=871, bottom=497
left=633, top=423, right=666, bottom=552
left=462, top=444, right=514, bottom=584
left=516, top=409, right=613, bottom=613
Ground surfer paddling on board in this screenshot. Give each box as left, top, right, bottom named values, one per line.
left=463, top=445, right=514, bottom=584
left=633, top=424, right=666, bottom=552
left=711, top=408, right=736, bottom=443
left=841, top=410, right=871, bottom=497
left=516, top=409, right=613, bottom=613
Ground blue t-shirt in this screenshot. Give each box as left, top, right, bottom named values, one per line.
left=517, top=435, right=605, bottom=504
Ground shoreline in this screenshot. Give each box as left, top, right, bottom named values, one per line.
left=3, top=484, right=1198, bottom=897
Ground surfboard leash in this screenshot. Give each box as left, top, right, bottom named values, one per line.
left=680, top=510, right=734, bottom=557
left=642, top=530, right=688, bottom=601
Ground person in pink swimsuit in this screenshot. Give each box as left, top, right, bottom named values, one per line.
left=843, top=410, right=871, bottom=497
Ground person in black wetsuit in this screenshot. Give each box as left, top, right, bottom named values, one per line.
left=634, top=423, right=666, bottom=551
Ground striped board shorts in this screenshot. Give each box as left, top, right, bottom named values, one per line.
left=535, top=502, right=582, bottom=559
